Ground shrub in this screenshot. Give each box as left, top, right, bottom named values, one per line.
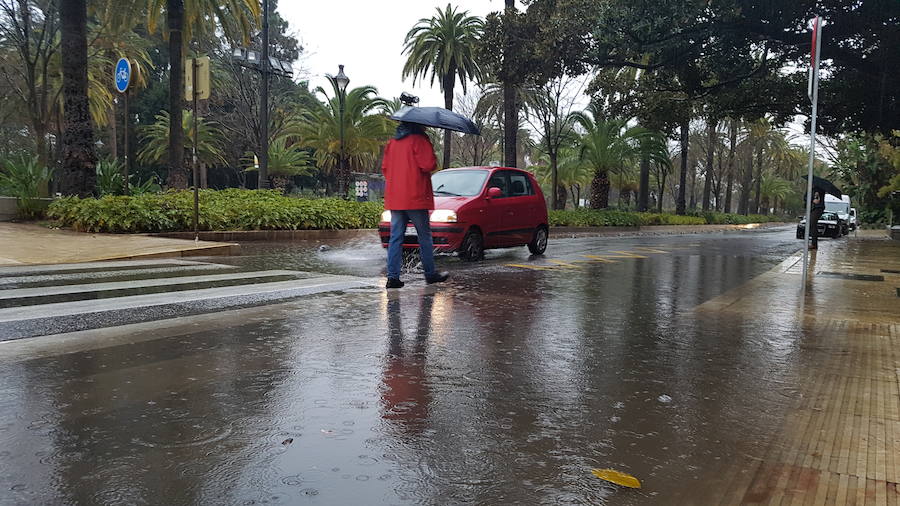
left=0, top=154, right=52, bottom=219
left=549, top=208, right=783, bottom=227
left=48, top=189, right=384, bottom=233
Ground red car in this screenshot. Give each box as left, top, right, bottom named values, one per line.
left=379, top=166, right=549, bottom=260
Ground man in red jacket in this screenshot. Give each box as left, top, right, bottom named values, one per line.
left=382, top=122, right=449, bottom=289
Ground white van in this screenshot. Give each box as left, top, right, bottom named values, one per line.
left=824, top=194, right=851, bottom=235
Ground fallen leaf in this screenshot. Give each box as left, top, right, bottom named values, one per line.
left=281, top=438, right=293, bottom=446
left=591, top=468, right=641, bottom=489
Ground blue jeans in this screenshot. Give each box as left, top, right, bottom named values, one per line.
left=387, top=210, right=435, bottom=279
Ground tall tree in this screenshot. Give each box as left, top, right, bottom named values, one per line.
left=140, top=0, right=259, bottom=188
left=0, top=0, right=59, bottom=166
left=702, top=118, right=717, bottom=211
left=58, top=0, right=96, bottom=196
left=402, top=3, right=482, bottom=170
left=676, top=120, right=689, bottom=214
left=573, top=108, right=669, bottom=209
left=723, top=119, right=737, bottom=213
left=523, top=76, right=582, bottom=209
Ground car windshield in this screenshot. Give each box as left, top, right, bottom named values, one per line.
left=432, top=170, right=489, bottom=197
left=825, top=202, right=849, bottom=214
left=820, top=212, right=838, bottom=221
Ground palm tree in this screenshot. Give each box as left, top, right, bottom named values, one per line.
left=572, top=109, right=669, bottom=209
left=531, top=148, right=591, bottom=208
left=58, top=0, right=97, bottom=197
left=244, top=137, right=315, bottom=191
left=296, top=80, right=392, bottom=194
left=759, top=174, right=792, bottom=215
left=402, top=3, right=482, bottom=170
left=137, top=110, right=226, bottom=170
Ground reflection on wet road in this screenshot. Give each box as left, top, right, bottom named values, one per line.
left=0, top=227, right=813, bottom=504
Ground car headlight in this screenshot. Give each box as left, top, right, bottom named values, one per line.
left=381, top=210, right=391, bottom=222
left=430, top=210, right=458, bottom=223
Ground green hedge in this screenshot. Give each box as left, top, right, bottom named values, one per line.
left=47, top=189, right=384, bottom=233
left=549, top=208, right=784, bottom=227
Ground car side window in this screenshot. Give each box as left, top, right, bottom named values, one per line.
left=487, top=173, right=510, bottom=198
left=506, top=172, right=533, bottom=197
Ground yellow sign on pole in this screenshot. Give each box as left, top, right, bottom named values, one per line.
left=184, top=56, right=210, bottom=101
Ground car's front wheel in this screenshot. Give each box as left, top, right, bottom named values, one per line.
left=458, top=229, right=484, bottom=262
left=528, top=226, right=548, bottom=255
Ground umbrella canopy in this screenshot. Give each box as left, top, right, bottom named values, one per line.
left=802, top=175, right=842, bottom=198
left=390, top=106, right=480, bottom=135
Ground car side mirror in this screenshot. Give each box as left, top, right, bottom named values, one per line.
left=487, top=187, right=503, bottom=199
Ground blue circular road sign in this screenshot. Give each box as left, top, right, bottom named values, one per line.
left=114, top=58, right=131, bottom=93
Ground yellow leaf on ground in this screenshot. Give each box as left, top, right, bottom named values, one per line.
left=591, top=468, right=641, bottom=488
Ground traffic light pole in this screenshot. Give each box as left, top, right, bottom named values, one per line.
left=192, top=58, right=200, bottom=241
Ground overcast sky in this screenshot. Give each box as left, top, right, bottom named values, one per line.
left=280, top=0, right=511, bottom=105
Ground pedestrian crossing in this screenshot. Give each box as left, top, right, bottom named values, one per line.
left=0, top=259, right=376, bottom=341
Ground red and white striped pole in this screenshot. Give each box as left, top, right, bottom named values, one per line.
left=801, top=15, right=823, bottom=289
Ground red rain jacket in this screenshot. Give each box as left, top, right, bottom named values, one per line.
left=382, top=134, right=437, bottom=210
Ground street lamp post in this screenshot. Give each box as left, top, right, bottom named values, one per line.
left=333, top=65, right=349, bottom=197
left=230, top=0, right=294, bottom=190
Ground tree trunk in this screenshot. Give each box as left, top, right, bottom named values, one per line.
left=556, top=184, right=567, bottom=210
left=590, top=170, right=609, bottom=209
left=702, top=119, right=716, bottom=211
left=738, top=148, right=752, bottom=215
left=657, top=174, right=666, bottom=213
left=166, top=0, right=188, bottom=189
left=442, top=70, right=454, bottom=170
left=502, top=0, right=517, bottom=168
left=503, top=84, right=517, bottom=167
left=753, top=144, right=763, bottom=214
left=676, top=120, right=689, bottom=215
left=638, top=153, right=650, bottom=212
left=724, top=120, right=737, bottom=213
left=689, top=164, right=697, bottom=210
left=549, top=150, right=563, bottom=209
left=58, top=0, right=97, bottom=197
left=108, top=100, right=118, bottom=160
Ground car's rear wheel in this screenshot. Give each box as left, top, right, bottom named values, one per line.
left=458, top=229, right=484, bottom=262
left=796, top=229, right=804, bottom=240
left=528, top=226, right=548, bottom=255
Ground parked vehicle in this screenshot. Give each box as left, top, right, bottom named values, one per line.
left=849, top=206, right=858, bottom=231
left=379, top=167, right=550, bottom=260
left=824, top=194, right=851, bottom=235
left=797, top=211, right=843, bottom=239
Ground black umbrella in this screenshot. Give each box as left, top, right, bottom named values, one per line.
left=802, top=175, right=842, bottom=198
left=390, top=106, right=480, bottom=135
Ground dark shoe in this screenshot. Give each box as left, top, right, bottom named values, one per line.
left=425, top=271, right=449, bottom=284
left=386, top=278, right=404, bottom=289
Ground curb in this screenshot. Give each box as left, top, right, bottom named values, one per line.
left=550, top=222, right=787, bottom=238
left=149, top=223, right=787, bottom=242
left=147, top=229, right=378, bottom=242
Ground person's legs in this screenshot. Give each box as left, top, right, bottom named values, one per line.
left=387, top=210, right=409, bottom=280
left=809, top=208, right=824, bottom=248
left=407, top=210, right=436, bottom=277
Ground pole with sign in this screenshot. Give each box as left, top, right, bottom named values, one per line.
left=114, top=58, right=132, bottom=194
left=800, top=16, right=823, bottom=289
left=185, top=56, right=210, bottom=242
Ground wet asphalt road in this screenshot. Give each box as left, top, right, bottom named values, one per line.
left=0, top=226, right=813, bottom=505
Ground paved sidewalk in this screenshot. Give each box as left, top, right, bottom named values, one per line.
left=0, top=223, right=238, bottom=266
left=696, top=230, right=900, bottom=505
